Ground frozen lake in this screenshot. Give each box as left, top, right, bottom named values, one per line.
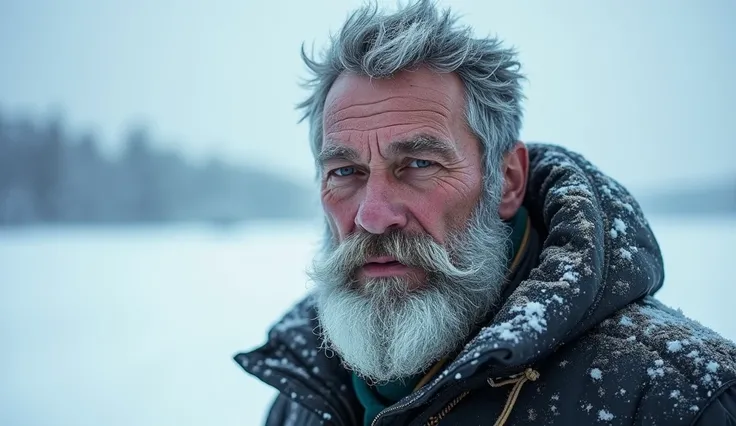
left=1, top=217, right=734, bottom=426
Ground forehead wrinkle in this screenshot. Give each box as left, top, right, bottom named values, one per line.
left=330, top=94, right=450, bottom=113
left=408, top=85, right=459, bottom=111
left=328, top=109, right=450, bottom=132
left=326, top=95, right=453, bottom=127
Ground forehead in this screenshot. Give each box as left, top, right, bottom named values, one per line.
left=323, top=67, right=467, bottom=134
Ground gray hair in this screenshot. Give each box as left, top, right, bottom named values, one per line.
left=297, top=0, right=525, bottom=193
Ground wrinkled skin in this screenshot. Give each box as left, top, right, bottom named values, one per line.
left=319, top=67, right=528, bottom=287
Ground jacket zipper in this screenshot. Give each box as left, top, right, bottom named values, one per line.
left=370, top=389, right=427, bottom=426
left=368, top=360, right=534, bottom=425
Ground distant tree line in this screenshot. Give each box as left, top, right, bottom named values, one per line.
left=0, top=109, right=317, bottom=226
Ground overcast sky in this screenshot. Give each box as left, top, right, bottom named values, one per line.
left=1, top=0, right=734, bottom=190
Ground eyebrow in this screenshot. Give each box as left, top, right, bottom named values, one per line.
left=385, top=135, right=459, bottom=164
left=317, top=144, right=361, bottom=166
left=318, top=135, right=459, bottom=167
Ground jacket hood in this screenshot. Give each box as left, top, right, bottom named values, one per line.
left=443, top=143, right=665, bottom=379
left=233, top=143, right=666, bottom=424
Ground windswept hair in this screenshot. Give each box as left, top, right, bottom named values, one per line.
left=297, top=0, right=525, bottom=192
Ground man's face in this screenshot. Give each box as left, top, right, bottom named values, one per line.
left=319, top=67, right=484, bottom=287
left=309, top=67, right=511, bottom=383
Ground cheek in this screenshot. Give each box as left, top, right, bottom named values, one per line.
left=409, top=184, right=481, bottom=242
left=406, top=192, right=455, bottom=243
left=321, top=190, right=358, bottom=240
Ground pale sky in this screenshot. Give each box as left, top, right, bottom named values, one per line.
left=1, top=0, right=734, bottom=190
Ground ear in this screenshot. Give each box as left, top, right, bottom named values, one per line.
left=498, top=141, right=529, bottom=220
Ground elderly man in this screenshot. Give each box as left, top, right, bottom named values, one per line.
left=234, top=1, right=736, bottom=425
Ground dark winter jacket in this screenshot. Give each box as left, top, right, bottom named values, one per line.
left=234, top=143, right=736, bottom=425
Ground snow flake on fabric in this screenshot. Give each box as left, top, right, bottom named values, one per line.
left=273, top=315, right=310, bottom=334
left=553, top=183, right=594, bottom=197
left=667, top=340, right=684, bottom=353
left=615, top=200, right=635, bottom=213
left=598, top=409, right=614, bottom=421
left=618, top=248, right=633, bottom=261
left=264, top=358, right=310, bottom=380
left=609, top=218, right=627, bottom=238
left=590, top=368, right=603, bottom=381
left=647, top=366, right=665, bottom=379
left=619, top=316, right=634, bottom=327
left=562, top=270, right=581, bottom=284
left=485, top=301, right=549, bottom=343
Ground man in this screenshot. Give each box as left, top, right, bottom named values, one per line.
left=235, top=1, right=736, bottom=424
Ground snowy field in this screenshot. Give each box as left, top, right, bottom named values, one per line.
left=0, top=216, right=734, bottom=426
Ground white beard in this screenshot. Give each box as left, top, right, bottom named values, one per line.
left=310, top=194, right=511, bottom=384
left=316, top=275, right=496, bottom=383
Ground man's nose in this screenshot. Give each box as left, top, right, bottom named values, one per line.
left=355, top=178, right=408, bottom=235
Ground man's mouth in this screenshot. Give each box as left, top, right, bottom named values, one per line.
left=360, top=256, right=410, bottom=277
left=366, top=256, right=401, bottom=265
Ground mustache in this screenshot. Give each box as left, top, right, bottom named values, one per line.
left=314, top=229, right=482, bottom=282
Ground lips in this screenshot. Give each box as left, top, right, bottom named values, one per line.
left=365, top=256, right=401, bottom=265
left=360, top=256, right=411, bottom=278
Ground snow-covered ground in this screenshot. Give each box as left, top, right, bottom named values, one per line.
left=0, top=216, right=734, bottom=426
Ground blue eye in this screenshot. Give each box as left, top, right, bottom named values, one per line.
left=333, top=166, right=356, bottom=177
left=408, top=159, right=434, bottom=168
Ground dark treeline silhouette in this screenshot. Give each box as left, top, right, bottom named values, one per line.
left=1, top=108, right=730, bottom=226
left=0, top=109, right=317, bottom=226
